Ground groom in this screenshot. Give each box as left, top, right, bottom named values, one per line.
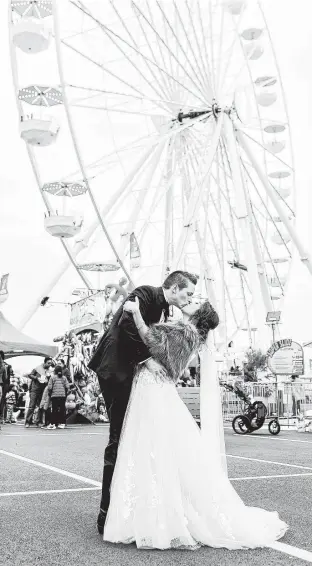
left=88, top=270, right=197, bottom=534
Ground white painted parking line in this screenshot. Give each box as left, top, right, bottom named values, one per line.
left=228, top=433, right=312, bottom=445
left=0, top=432, right=105, bottom=437
left=227, top=454, right=312, bottom=471
left=230, top=472, right=312, bottom=481
left=268, top=541, right=312, bottom=563
left=0, top=487, right=101, bottom=498
left=2, top=451, right=312, bottom=562
left=0, top=450, right=101, bottom=487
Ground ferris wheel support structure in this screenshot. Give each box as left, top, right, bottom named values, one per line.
left=162, top=143, right=174, bottom=280
left=119, top=141, right=167, bottom=269
left=172, top=115, right=223, bottom=270
left=224, top=114, right=269, bottom=347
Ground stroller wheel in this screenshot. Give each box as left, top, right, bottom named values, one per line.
left=268, top=419, right=281, bottom=435
left=232, top=415, right=251, bottom=435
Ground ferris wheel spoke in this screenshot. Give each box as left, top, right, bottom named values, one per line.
left=216, top=146, right=227, bottom=341
left=226, top=148, right=274, bottom=313
left=162, top=144, right=175, bottom=278
left=110, top=0, right=174, bottom=105
left=180, top=163, right=219, bottom=311
left=70, top=1, right=174, bottom=108
left=217, top=7, right=245, bottom=100
left=155, top=0, right=210, bottom=101
left=120, top=141, right=168, bottom=262
left=243, top=162, right=294, bottom=221
left=207, top=0, right=217, bottom=97
left=172, top=1, right=212, bottom=101
left=137, top=148, right=175, bottom=246
left=146, top=2, right=175, bottom=97
left=134, top=2, right=174, bottom=101
left=61, top=38, right=150, bottom=101
left=240, top=130, right=294, bottom=172
left=172, top=116, right=223, bottom=270
left=84, top=141, right=167, bottom=256
left=218, top=139, right=253, bottom=333
left=206, top=217, right=240, bottom=331
left=250, top=204, right=286, bottom=295
left=73, top=0, right=208, bottom=109
left=183, top=1, right=213, bottom=102
left=71, top=102, right=169, bottom=118
left=68, top=84, right=208, bottom=113
left=214, top=2, right=225, bottom=100
left=241, top=159, right=293, bottom=255
left=132, top=1, right=209, bottom=106
left=196, top=1, right=216, bottom=99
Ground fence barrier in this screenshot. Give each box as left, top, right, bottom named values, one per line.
left=177, top=380, right=312, bottom=425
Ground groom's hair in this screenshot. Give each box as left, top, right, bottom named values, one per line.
left=162, top=270, right=198, bottom=289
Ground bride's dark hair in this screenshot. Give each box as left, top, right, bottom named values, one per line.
left=145, top=300, right=219, bottom=380
left=189, top=300, right=219, bottom=343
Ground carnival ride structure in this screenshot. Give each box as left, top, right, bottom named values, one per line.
left=8, top=0, right=312, bottom=349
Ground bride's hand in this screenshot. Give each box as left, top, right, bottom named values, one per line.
left=145, top=358, right=167, bottom=382
left=123, top=296, right=140, bottom=314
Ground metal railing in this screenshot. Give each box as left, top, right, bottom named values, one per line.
left=221, top=380, right=312, bottom=423
left=177, top=380, right=312, bottom=425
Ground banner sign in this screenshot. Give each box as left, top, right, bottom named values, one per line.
left=267, top=338, right=304, bottom=375
left=70, top=291, right=106, bottom=330
left=130, top=232, right=141, bottom=269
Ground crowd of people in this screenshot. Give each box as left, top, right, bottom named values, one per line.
left=0, top=352, right=109, bottom=430
left=0, top=309, right=200, bottom=430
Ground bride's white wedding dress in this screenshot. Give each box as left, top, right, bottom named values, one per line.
left=104, top=365, right=287, bottom=550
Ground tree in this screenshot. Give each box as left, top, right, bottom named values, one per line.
left=243, top=348, right=267, bottom=382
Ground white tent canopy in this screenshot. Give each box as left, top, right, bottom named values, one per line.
left=0, top=311, right=57, bottom=359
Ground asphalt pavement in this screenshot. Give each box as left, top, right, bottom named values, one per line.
left=1, top=424, right=312, bottom=566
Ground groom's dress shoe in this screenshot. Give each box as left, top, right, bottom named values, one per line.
left=97, top=509, right=107, bottom=535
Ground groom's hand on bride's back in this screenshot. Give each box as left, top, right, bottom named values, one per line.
left=145, top=358, right=167, bottom=381
left=123, top=296, right=140, bottom=313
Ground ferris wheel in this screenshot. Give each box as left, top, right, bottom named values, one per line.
left=8, top=0, right=312, bottom=348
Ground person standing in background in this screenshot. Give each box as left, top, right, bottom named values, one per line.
left=47, top=365, right=70, bottom=430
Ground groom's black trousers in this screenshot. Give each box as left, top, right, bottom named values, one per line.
left=99, top=374, right=133, bottom=512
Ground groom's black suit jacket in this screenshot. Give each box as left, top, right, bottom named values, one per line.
left=88, top=285, right=169, bottom=383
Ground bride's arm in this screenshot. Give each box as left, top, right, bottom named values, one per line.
left=123, top=297, right=168, bottom=380
left=122, top=297, right=149, bottom=342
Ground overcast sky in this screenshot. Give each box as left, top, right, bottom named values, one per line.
left=1, top=0, right=312, bottom=366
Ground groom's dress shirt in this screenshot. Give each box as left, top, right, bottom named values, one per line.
left=88, top=285, right=169, bottom=382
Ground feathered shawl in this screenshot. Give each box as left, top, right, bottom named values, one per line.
left=145, top=301, right=219, bottom=380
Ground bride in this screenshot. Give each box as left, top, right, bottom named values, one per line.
left=103, top=298, right=287, bottom=550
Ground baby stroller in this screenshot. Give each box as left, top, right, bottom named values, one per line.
left=222, top=382, right=280, bottom=435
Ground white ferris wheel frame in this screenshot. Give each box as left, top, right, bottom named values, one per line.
left=8, top=0, right=312, bottom=349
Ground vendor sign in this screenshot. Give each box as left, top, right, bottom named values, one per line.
left=70, top=291, right=106, bottom=330
left=267, top=338, right=304, bottom=375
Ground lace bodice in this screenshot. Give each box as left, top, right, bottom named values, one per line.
left=135, top=365, right=176, bottom=387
